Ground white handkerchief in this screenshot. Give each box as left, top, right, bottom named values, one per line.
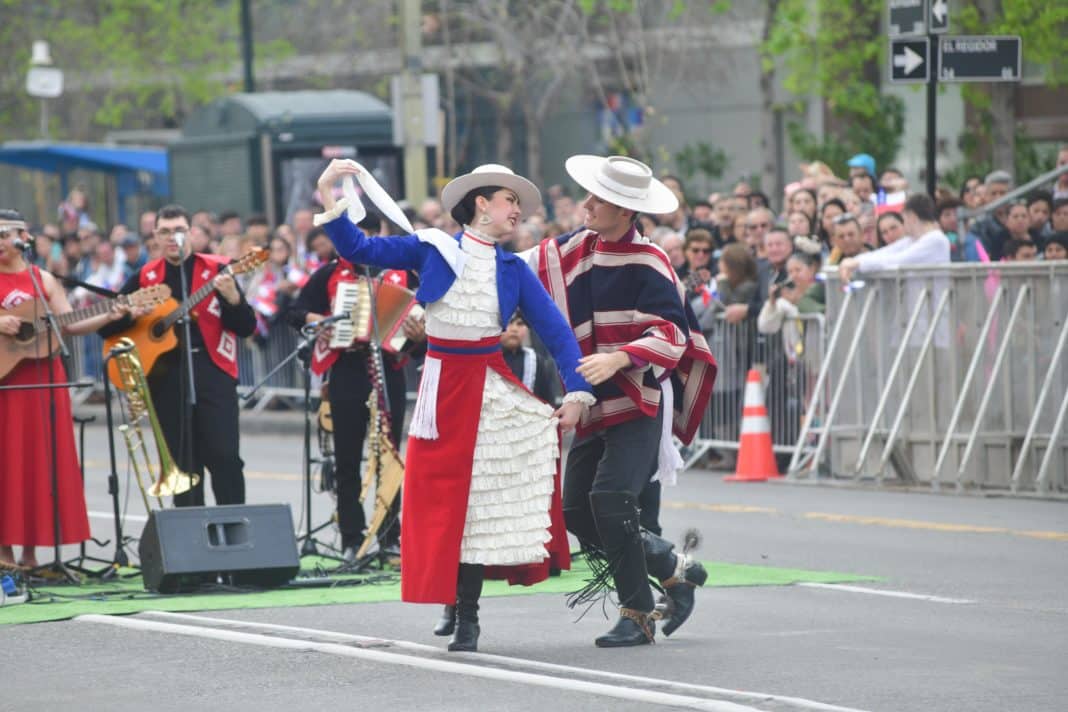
left=359, top=170, right=415, bottom=234
left=342, top=177, right=366, bottom=225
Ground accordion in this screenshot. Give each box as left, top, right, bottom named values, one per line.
left=329, top=278, right=423, bottom=354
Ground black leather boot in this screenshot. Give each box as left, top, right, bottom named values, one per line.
left=642, top=530, right=708, bottom=637
left=448, top=563, right=483, bottom=652
left=433, top=605, right=456, bottom=636
left=590, top=491, right=656, bottom=648
left=595, top=608, right=655, bottom=647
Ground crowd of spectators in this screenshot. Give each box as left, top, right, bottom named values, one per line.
left=18, top=145, right=1068, bottom=425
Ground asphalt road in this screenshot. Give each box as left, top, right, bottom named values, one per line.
left=4, top=423, right=1067, bottom=712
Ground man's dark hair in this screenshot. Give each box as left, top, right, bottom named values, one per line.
left=218, top=210, right=241, bottom=224
left=1003, top=238, right=1035, bottom=259
left=903, top=193, right=937, bottom=222
left=960, top=175, right=982, bottom=197
left=450, top=186, right=501, bottom=226
left=246, top=213, right=269, bottom=227
left=851, top=173, right=876, bottom=191
left=693, top=200, right=713, bottom=211
left=1026, top=190, right=1053, bottom=209
left=1053, top=198, right=1068, bottom=213
left=936, top=197, right=963, bottom=213
left=748, top=190, right=769, bottom=209
left=155, top=204, right=191, bottom=226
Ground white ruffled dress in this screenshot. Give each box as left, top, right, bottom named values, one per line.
left=424, top=229, right=558, bottom=566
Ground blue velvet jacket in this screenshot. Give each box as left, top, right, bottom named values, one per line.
left=321, top=213, right=593, bottom=397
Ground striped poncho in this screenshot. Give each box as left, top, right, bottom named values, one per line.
left=534, top=227, right=716, bottom=443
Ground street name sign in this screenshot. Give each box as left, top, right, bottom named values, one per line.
left=888, top=0, right=927, bottom=37
left=890, top=38, right=930, bottom=84
left=929, top=0, right=949, bottom=34
left=938, top=35, right=1022, bottom=82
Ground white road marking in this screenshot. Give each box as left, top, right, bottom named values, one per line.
left=88, top=510, right=148, bottom=523
left=798, top=583, right=975, bottom=604
left=126, top=611, right=870, bottom=712
left=77, top=613, right=763, bottom=711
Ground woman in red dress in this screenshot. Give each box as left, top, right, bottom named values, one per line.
left=0, top=210, right=136, bottom=569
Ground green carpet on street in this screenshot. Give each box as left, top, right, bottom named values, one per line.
left=0, top=557, right=879, bottom=626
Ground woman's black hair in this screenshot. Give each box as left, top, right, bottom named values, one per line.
left=450, top=186, right=502, bottom=226
left=788, top=248, right=822, bottom=270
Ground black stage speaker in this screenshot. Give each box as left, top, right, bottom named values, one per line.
left=139, top=504, right=300, bottom=593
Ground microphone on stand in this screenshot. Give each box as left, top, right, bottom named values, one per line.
left=174, top=231, right=186, bottom=253
left=301, top=314, right=346, bottom=336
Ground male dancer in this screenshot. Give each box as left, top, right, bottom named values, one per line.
left=529, top=155, right=717, bottom=646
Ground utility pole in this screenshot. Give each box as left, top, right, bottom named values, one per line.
left=399, top=0, right=428, bottom=203
left=241, top=0, right=255, bottom=93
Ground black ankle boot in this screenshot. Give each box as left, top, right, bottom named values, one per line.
left=595, top=608, right=655, bottom=648
left=433, top=604, right=456, bottom=636
left=658, top=554, right=708, bottom=637
left=641, top=530, right=707, bottom=637
left=448, top=563, right=483, bottom=652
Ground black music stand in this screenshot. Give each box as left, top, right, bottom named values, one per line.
left=242, top=324, right=344, bottom=561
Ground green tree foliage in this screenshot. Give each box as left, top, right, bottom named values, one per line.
left=951, top=0, right=1068, bottom=179
left=0, top=1, right=294, bottom=140
left=762, top=0, right=904, bottom=171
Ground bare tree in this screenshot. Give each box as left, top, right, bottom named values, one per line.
left=437, top=0, right=587, bottom=186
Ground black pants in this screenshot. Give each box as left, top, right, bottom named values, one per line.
left=150, top=350, right=245, bottom=507
left=329, top=351, right=406, bottom=549
left=563, top=410, right=663, bottom=514
left=563, top=410, right=663, bottom=613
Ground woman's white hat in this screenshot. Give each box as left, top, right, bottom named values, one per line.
left=565, top=155, right=679, bottom=215
left=440, top=164, right=542, bottom=219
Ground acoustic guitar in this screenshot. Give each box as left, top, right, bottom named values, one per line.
left=0, top=284, right=171, bottom=381
left=102, top=248, right=268, bottom=389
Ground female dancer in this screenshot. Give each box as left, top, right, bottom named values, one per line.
left=314, top=161, right=594, bottom=652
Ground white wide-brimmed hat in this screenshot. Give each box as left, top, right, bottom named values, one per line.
left=565, top=155, right=679, bottom=215
left=440, top=164, right=542, bottom=219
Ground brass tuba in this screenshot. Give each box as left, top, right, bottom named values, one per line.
left=113, top=337, right=199, bottom=508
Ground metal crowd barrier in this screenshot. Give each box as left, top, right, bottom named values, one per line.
left=684, top=312, right=826, bottom=469
left=789, top=263, right=1068, bottom=495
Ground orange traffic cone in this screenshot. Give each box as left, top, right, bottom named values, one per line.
left=725, top=369, right=782, bottom=482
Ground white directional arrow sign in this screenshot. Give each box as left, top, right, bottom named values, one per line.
left=930, top=0, right=949, bottom=33
left=889, top=38, right=930, bottom=83
left=894, top=45, right=925, bottom=74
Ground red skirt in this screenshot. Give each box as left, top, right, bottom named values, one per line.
left=0, top=357, right=90, bottom=546
left=400, top=336, right=570, bottom=604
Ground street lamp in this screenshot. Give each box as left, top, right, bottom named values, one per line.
left=26, top=40, right=64, bottom=139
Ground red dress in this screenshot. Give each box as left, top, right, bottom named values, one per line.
left=0, top=268, right=90, bottom=546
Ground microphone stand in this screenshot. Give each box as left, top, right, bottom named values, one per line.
left=241, top=322, right=343, bottom=561
left=21, top=247, right=79, bottom=583
left=175, top=237, right=197, bottom=505
left=98, top=345, right=136, bottom=574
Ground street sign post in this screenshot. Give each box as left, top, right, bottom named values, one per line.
left=889, top=38, right=930, bottom=84
left=929, top=0, right=949, bottom=34
left=888, top=0, right=927, bottom=38
left=938, top=35, right=1022, bottom=82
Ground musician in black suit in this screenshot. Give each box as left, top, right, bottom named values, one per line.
left=288, top=227, right=423, bottom=560
left=99, top=204, right=257, bottom=507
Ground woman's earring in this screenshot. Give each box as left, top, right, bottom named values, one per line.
left=478, top=213, right=492, bottom=225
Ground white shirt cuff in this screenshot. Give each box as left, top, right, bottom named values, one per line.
left=562, top=391, right=597, bottom=408
left=312, top=197, right=351, bottom=227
